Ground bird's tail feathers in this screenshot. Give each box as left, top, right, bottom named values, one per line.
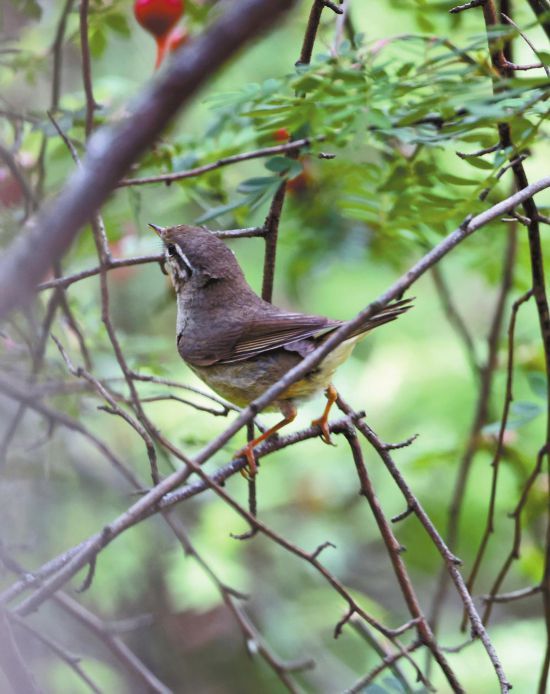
left=350, top=297, right=413, bottom=338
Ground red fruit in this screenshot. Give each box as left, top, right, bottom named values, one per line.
left=134, top=0, right=184, bottom=68
left=166, top=25, right=189, bottom=53
left=134, top=0, right=183, bottom=38
left=287, top=160, right=314, bottom=196
left=273, top=127, right=290, bottom=143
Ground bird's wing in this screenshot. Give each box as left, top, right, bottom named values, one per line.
left=182, top=298, right=413, bottom=366
left=218, top=297, right=413, bottom=364
left=218, top=311, right=340, bottom=364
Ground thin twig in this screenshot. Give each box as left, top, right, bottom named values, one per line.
left=462, top=289, right=533, bottom=628
left=429, top=227, right=517, bottom=639
left=476, top=5, right=550, bottom=690
left=10, top=615, right=102, bottom=694
left=342, top=427, right=458, bottom=692
left=482, top=584, right=542, bottom=604
left=482, top=445, right=549, bottom=625
left=431, top=264, right=480, bottom=376
left=79, top=0, right=98, bottom=137
left=119, top=140, right=314, bottom=187
left=501, top=13, right=550, bottom=78
left=0, top=609, right=41, bottom=694
left=336, top=398, right=512, bottom=694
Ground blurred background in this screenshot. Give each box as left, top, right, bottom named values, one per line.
left=0, top=0, right=549, bottom=691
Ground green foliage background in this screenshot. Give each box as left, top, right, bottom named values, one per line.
left=0, top=0, right=549, bottom=692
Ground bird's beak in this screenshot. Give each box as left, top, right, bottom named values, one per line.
left=148, top=223, right=166, bottom=238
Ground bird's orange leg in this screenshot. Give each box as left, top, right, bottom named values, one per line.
left=235, top=402, right=297, bottom=478
left=311, top=384, right=338, bottom=445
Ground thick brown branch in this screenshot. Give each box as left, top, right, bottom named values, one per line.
left=261, top=182, right=287, bottom=302
left=298, top=0, right=325, bottom=65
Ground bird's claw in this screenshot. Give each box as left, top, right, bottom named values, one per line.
left=311, top=417, right=335, bottom=446
left=235, top=444, right=258, bottom=479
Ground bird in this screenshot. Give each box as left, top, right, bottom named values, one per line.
left=150, top=223, right=412, bottom=476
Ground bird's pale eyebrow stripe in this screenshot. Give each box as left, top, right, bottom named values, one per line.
left=174, top=245, right=194, bottom=273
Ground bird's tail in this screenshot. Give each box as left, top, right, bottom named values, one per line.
left=349, top=297, right=413, bottom=338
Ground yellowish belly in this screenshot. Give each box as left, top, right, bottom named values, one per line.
left=190, top=337, right=359, bottom=410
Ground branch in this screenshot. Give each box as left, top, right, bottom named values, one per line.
left=0, top=0, right=298, bottom=321
left=482, top=445, right=549, bottom=624
left=430, top=264, right=480, bottom=375
left=79, top=0, right=98, bottom=137
left=0, top=610, right=41, bottom=694
left=429, top=226, right=517, bottom=634
left=342, top=428, right=459, bottom=692
left=36, top=226, right=266, bottom=293
left=53, top=593, right=171, bottom=694
left=298, top=0, right=326, bottom=65
left=0, top=417, right=357, bottom=607
left=482, top=585, right=542, bottom=604
left=261, top=182, right=287, bottom=302
left=346, top=631, right=422, bottom=694
left=336, top=399, right=512, bottom=694
left=501, top=13, right=550, bottom=78
left=119, top=139, right=314, bottom=187
left=461, top=289, right=533, bottom=627
left=475, top=6, right=550, bottom=691
left=10, top=615, right=102, bottom=693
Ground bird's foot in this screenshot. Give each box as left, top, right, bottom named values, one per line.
left=235, top=444, right=258, bottom=479
left=311, top=415, right=334, bottom=446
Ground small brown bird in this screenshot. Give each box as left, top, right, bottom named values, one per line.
left=151, top=223, right=411, bottom=475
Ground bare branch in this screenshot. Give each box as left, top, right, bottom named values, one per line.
left=0, top=610, right=41, bottom=694
left=501, top=13, right=550, bottom=78
left=79, top=0, right=98, bottom=137
left=342, top=427, right=461, bottom=692
left=462, top=290, right=533, bottom=625
left=119, top=139, right=315, bottom=188
left=336, top=398, right=512, bottom=693
left=482, top=585, right=542, bottom=604
left=261, top=182, right=287, bottom=302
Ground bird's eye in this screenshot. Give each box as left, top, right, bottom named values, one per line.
left=166, top=244, right=176, bottom=256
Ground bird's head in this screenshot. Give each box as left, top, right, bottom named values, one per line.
left=149, top=223, right=244, bottom=292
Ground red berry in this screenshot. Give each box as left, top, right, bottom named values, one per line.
left=134, top=0, right=184, bottom=39
left=273, top=128, right=290, bottom=142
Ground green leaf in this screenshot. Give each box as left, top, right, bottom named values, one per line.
left=195, top=199, right=245, bottom=224
left=105, top=13, right=131, bottom=36
left=89, top=30, right=107, bottom=58
left=465, top=157, right=496, bottom=171
left=237, top=176, right=279, bottom=194
left=10, top=0, right=41, bottom=19
left=527, top=372, right=548, bottom=401
left=439, top=173, right=478, bottom=186
left=484, top=400, right=543, bottom=435
left=265, top=156, right=292, bottom=173
left=367, top=108, right=392, bottom=129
